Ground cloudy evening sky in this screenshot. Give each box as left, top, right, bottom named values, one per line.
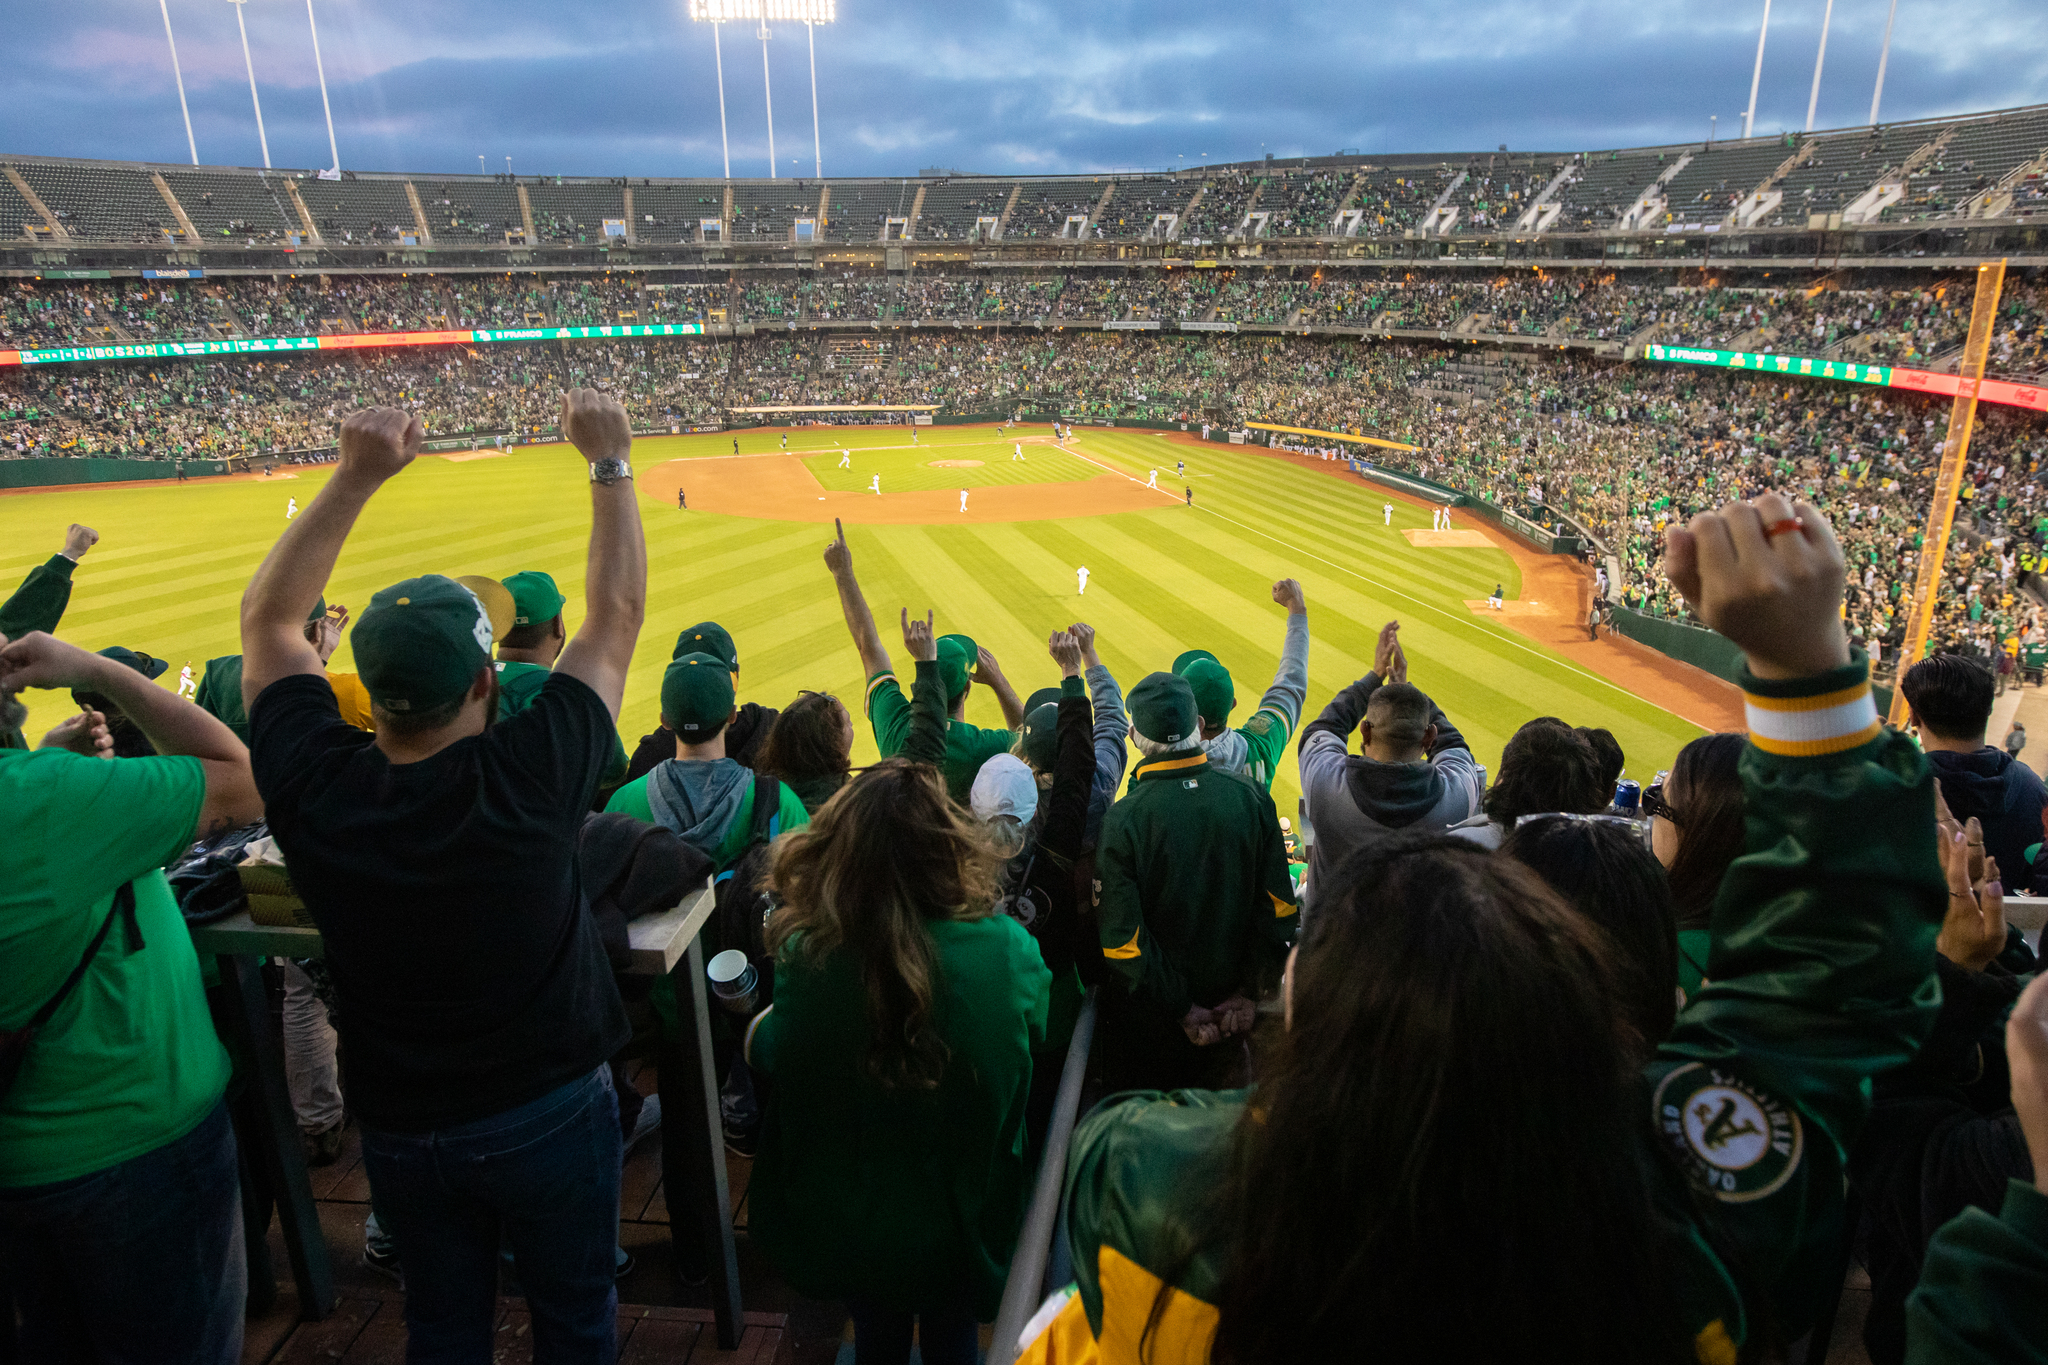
left=3, top=0, right=2044, bottom=178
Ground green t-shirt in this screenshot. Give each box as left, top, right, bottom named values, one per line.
left=0, top=750, right=232, bottom=1186
left=606, top=765, right=811, bottom=872
left=498, top=660, right=629, bottom=785
left=865, top=669, right=1016, bottom=803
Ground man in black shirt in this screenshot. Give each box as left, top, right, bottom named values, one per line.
left=239, top=392, right=647, bottom=1363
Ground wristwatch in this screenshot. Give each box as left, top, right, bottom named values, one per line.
left=589, top=457, right=633, bottom=485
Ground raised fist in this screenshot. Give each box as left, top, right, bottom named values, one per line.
left=337, top=407, right=423, bottom=486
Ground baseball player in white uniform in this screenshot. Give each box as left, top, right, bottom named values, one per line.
left=1076, top=566, right=1089, bottom=596
left=176, top=663, right=196, bottom=698
left=960, top=489, right=969, bottom=513
left=1147, top=469, right=1158, bottom=488
left=1383, top=503, right=1393, bottom=525
left=870, top=474, right=882, bottom=495
left=838, top=448, right=851, bottom=468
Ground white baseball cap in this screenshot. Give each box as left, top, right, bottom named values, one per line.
left=971, top=754, right=1039, bottom=825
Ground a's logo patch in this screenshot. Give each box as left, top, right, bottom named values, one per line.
left=1655, top=1063, right=1802, bottom=1203
left=1182, top=779, right=1199, bottom=789
left=1246, top=714, right=1273, bottom=736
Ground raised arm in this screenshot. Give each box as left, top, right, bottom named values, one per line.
left=550, top=389, right=647, bottom=719
left=0, top=522, right=96, bottom=640
left=1653, top=494, right=1943, bottom=1343
left=975, top=646, right=1026, bottom=731
left=899, top=609, right=947, bottom=767
left=1299, top=619, right=1399, bottom=753
left=0, top=631, right=261, bottom=838
left=241, top=407, right=418, bottom=708
left=824, top=518, right=891, bottom=679
left=1040, top=631, right=1095, bottom=865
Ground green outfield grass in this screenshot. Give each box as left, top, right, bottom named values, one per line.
left=797, top=432, right=1100, bottom=493
left=0, top=423, right=1704, bottom=814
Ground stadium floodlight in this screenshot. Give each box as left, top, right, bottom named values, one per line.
left=1742, top=0, right=1771, bottom=140
left=1805, top=0, right=1835, bottom=132
left=1870, top=0, right=1899, bottom=125
left=305, top=0, right=339, bottom=172
left=225, top=0, right=271, bottom=169
left=690, top=0, right=835, bottom=181
left=158, top=0, right=198, bottom=165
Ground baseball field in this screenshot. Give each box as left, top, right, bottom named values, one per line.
left=0, top=423, right=1728, bottom=813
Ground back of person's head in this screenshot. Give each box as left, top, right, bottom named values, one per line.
left=662, top=653, right=735, bottom=744
left=1362, top=682, right=1431, bottom=756
left=1501, top=817, right=1679, bottom=1043
left=767, top=758, right=999, bottom=1090
left=1482, top=717, right=1608, bottom=822
left=1205, top=833, right=1681, bottom=1362
left=1663, top=732, right=1748, bottom=930
left=755, top=690, right=853, bottom=784
left=1901, top=652, right=1995, bottom=742
left=1577, top=726, right=1626, bottom=794
left=971, top=754, right=1038, bottom=860
left=355, top=576, right=498, bottom=738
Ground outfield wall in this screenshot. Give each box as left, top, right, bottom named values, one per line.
left=0, top=456, right=233, bottom=488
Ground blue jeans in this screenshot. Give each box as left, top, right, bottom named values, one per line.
left=360, top=1066, right=621, bottom=1365
left=0, top=1097, right=245, bottom=1365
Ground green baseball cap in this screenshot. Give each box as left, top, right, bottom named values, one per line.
left=1173, top=650, right=1235, bottom=726
left=673, top=622, right=739, bottom=672
left=1129, top=672, right=1198, bottom=747
left=503, top=571, right=565, bottom=628
left=1020, top=702, right=1060, bottom=770
left=95, top=646, right=169, bottom=681
left=936, top=633, right=978, bottom=703
left=1023, top=686, right=1063, bottom=716
left=662, top=652, right=737, bottom=735
left=351, top=575, right=495, bottom=713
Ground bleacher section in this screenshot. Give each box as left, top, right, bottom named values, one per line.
left=628, top=182, right=728, bottom=243
left=0, top=172, right=43, bottom=241
left=1261, top=168, right=1355, bottom=237
left=162, top=171, right=297, bottom=241
left=730, top=183, right=818, bottom=242
left=1348, top=165, right=1457, bottom=236
left=1658, top=141, right=1790, bottom=227
left=821, top=179, right=918, bottom=242
left=1887, top=106, right=2048, bottom=222
left=1448, top=156, right=1563, bottom=233
left=1762, top=125, right=1925, bottom=228
left=1094, top=176, right=1193, bottom=239
left=296, top=175, right=417, bottom=245
left=1179, top=170, right=1259, bottom=243
left=1548, top=150, right=1664, bottom=233
left=14, top=163, right=178, bottom=244
left=1003, top=180, right=1103, bottom=240
left=410, top=179, right=525, bottom=245
left=525, top=181, right=630, bottom=244
left=913, top=179, right=1012, bottom=240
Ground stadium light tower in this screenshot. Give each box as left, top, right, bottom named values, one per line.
left=226, top=0, right=271, bottom=169
left=690, top=1, right=834, bottom=181
left=1870, top=0, right=1900, bottom=124
left=1742, top=0, right=1772, bottom=140
left=1805, top=0, right=1835, bottom=132
left=158, top=0, right=198, bottom=165
left=305, top=0, right=339, bottom=172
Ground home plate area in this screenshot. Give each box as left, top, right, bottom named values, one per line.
left=1404, top=529, right=1494, bottom=548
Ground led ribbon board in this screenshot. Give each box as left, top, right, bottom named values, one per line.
left=0, top=322, right=707, bottom=367
left=1642, top=344, right=2046, bottom=415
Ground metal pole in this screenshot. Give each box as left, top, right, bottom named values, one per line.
left=1870, top=0, right=1900, bottom=125
left=759, top=22, right=776, bottom=179
left=808, top=20, right=821, bottom=180
left=229, top=0, right=270, bottom=168
left=713, top=22, right=730, bottom=181
left=478, top=154, right=486, bottom=175
left=1743, top=0, right=1772, bottom=140
left=160, top=0, right=198, bottom=165
left=306, top=0, right=339, bottom=171
left=1806, top=0, right=1835, bottom=133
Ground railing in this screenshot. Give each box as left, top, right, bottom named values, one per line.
left=988, top=987, right=1099, bottom=1365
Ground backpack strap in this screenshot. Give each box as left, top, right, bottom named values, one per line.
left=749, top=770, right=781, bottom=844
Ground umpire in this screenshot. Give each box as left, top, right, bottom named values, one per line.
left=1093, top=672, right=1298, bottom=1092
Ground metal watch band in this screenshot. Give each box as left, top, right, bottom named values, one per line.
left=589, top=458, right=633, bottom=484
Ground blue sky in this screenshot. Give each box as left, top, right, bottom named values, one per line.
left=3, top=0, right=2044, bottom=178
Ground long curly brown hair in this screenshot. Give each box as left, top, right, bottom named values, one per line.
left=765, top=757, right=1001, bottom=1090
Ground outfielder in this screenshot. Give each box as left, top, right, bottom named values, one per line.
left=1383, top=503, right=1393, bottom=525
left=1077, top=566, right=1090, bottom=596
left=286, top=497, right=298, bottom=520
left=960, top=489, right=969, bottom=513
left=1013, top=442, right=1025, bottom=462
left=1147, top=469, right=1158, bottom=488
left=780, top=433, right=789, bottom=450
left=838, top=448, right=851, bottom=468
left=176, top=662, right=196, bottom=698
left=870, top=474, right=882, bottom=495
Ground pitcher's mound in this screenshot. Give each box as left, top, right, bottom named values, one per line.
left=928, top=459, right=984, bottom=468
left=1405, top=529, right=1493, bottom=548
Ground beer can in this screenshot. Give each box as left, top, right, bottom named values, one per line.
left=1611, top=778, right=1642, bottom=815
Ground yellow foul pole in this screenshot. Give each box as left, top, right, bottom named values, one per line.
left=1885, top=259, right=2006, bottom=726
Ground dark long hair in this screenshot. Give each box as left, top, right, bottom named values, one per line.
left=1481, top=716, right=1608, bottom=822
left=755, top=691, right=853, bottom=788
left=765, top=758, right=999, bottom=1091
left=1201, top=834, right=1684, bottom=1364
left=1664, top=732, right=1747, bottom=931
left=1502, top=817, right=1681, bottom=1045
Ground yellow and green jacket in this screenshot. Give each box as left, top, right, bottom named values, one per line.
left=1023, top=653, right=1943, bottom=1364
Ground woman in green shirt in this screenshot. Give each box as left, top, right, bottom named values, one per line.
left=746, top=756, right=1052, bottom=1365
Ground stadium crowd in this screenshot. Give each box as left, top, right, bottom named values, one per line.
left=9, top=390, right=2048, bottom=1365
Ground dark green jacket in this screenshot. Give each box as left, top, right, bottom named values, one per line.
left=497, top=660, right=628, bottom=785
left=745, top=915, right=1052, bottom=1319
left=1037, top=656, right=1943, bottom=1363
left=0, top=554, right=76, bottom=749
left=1907, top=1181, right=2048, bottom=1362
left=1094, top=750, right=1298, bottom=1019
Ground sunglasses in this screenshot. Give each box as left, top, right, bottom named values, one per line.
left=1641, top=784, right=1681, bottom=826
